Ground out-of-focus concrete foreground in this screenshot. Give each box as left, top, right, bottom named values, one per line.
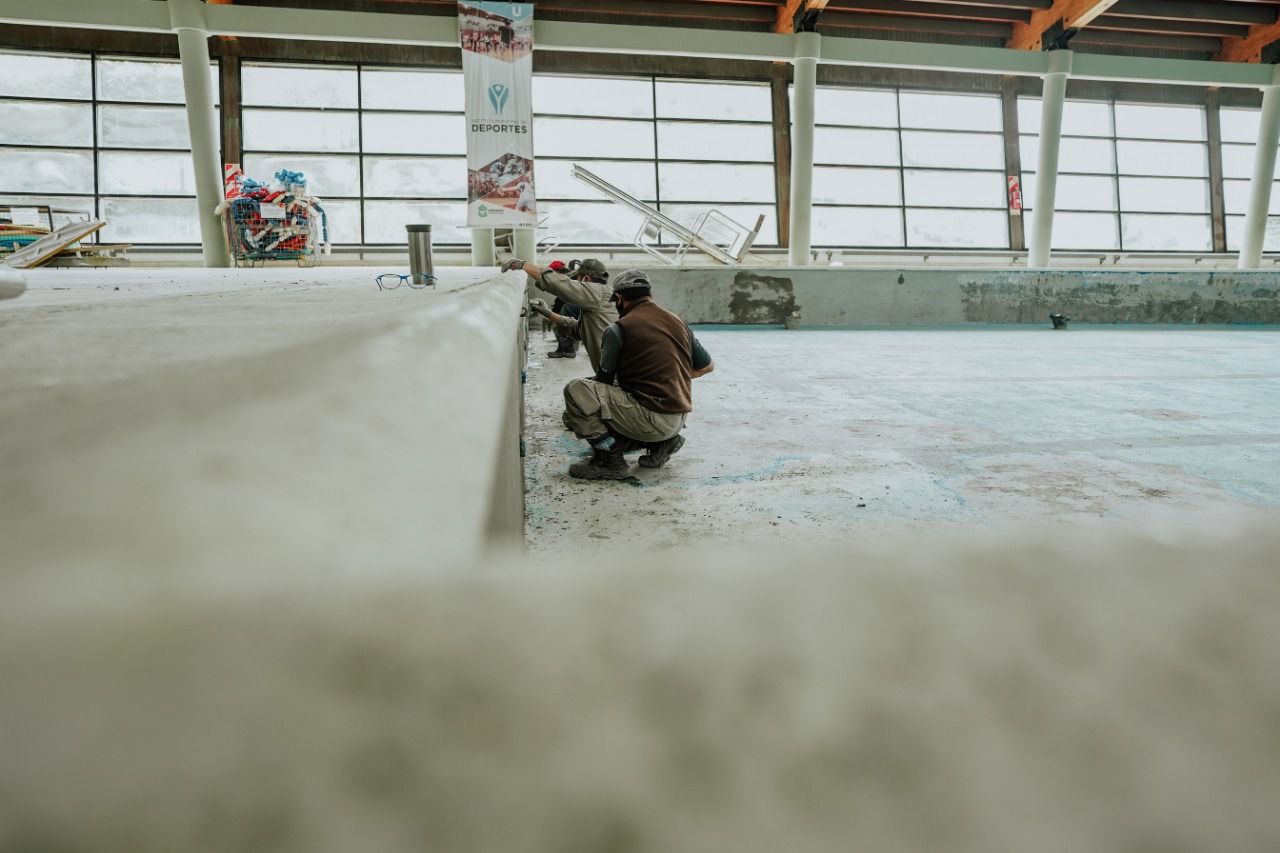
left=2, top=268, right=1279, bottom=852
left=2, top=524, right=1279, bottom=853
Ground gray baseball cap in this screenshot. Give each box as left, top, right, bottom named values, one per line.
left=610, top=269, right=651, bottom=293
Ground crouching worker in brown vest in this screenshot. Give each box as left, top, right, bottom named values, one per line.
left=562, top=270, right=714, bottom=481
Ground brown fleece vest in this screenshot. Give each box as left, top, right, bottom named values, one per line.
left=614, top=299, right=694, bottom=414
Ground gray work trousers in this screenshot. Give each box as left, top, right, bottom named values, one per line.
left=563, top=378, right=685, bottom=444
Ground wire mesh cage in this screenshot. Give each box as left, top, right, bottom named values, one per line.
left=219, top=166, right=329, bottom=267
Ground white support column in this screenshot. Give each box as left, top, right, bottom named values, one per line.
left=470, top=229, right=496, bottom=267
left=1028, top=51, right=1072, bottom=270
left=788, top=31, right=820, bottom=267
left=1238, top=75, right=1280, bottom=269
left=513, top=228, right=537, bottom=265
left=169, top=0, right=229, bottom=267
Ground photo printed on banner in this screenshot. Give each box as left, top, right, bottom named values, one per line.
left=461, top=2, right=536, bottom=228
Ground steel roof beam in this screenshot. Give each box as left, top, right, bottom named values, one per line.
left=1105, top=1, right=1276, bottom=28
left=1090, top=14, right=1248, bottom=39
left=822, top=11, right=1014, bottom=36
left=824, top=1, right=1031, bottom=23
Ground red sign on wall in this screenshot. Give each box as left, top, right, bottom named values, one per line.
left=1008, top=175, right=1023, bottom=215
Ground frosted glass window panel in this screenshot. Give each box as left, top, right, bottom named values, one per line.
left=899, top=92, right=1001, bottom=132
left=534, top=76, right=653, bottom=119
left=1114, top=103, right=1204, bottom=141
left=0, top=148, right=94, bottom=193
left=361, top=69, right=464, bottom=112
left=536, top=160, right=657, bottom=201
left=362, top=113, right=466, bottom=155
left=363, top=200, right=469, bottom=244
left=243, top=154, right=361, bottom=197
left=97, top=105, right=191, bottom=150
left=660, top=204, right=777, bottom=246
left=902, top=132, right=1003, bottom=170
left=99, top=151, right=197, bottom=195
left=533, top=117, right=654, bottom=159
left=0, top=52, right=91, bottom=100
left=363, top=157, right=467, bottom=198
left=1017, top=98, right=1112, bottom=137
left=97, top=59, right=218, bottom=105
left=540, top=202, right=645, bottom=244
left=658, top=163, right=774, bottom=203
left=812, top=166, right=900, bottom=205
left=811, top=207, right=903, bottom=247
left=904, top=170, right=1004, bottom=208
left=243, top=110, right=359, bottom=153
left=314, top=199, right=361, bottom=244
left=906, top=208, right=1008, bottom=248
left=242, top=64, right=358, bottom=109
left=814, top=127, right=900, bottom=167
left=1220, top=109, right=1261, bottom=145
left=655, top=81, right=771, bottom=122
left=657, top=121, right=773, bottom=162
left=1225, top=215, right=1280, bottom=252
left=1020, top=135, right=1115, bottom=173
left=1116, top=141, right=1206, bottom=177
left=1121, top=214, right=1211, bottom=251
left=100, top=197, right=200, bottom=243
left=1219, top=143, right=1280, bottom=180
left=1118, top=177, right=1209, bottom=214
left=1050, top=212, right=1119, bottom=250
left=814, top=87, right=898, bottom=128
left=0, top=101, right=93, bottom=146
left=1221, top=179, right=1280, bottom=216
left=0, top=195, right=95, bottom=226
left=1020, top=173, right=1117, bottom=212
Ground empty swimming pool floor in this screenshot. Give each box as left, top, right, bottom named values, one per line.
left=523, top=326, right=1280, bottom=554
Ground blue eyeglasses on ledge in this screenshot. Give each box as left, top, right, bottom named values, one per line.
left=376, top=273, right=436, bottom=291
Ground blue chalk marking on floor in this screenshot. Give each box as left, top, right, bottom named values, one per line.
left=691, top=454, right=812, bottom=487
left=931, top=478, right=975, bottom=515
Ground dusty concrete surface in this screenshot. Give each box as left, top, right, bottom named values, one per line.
left=525, top=325, right=1280, bottom=555
left=0, top=266, right=526, bottom=576
left=3, top=524, right=1279, bottom=853
left=0, top=266, right=23, bottom=300
left=643, top=267, right=1280, bottom=325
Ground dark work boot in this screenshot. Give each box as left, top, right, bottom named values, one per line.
left=569, top=447, right=629, bottom=480
left=546, top=349, right=577, bottom=359
left=638, top=434, right=685, bottom=469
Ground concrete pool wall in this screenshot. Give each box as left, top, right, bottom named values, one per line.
left=641, top=267, right=1280, bottom=326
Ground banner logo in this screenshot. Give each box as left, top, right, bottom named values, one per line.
left=488, top=83, right=510, bottom=114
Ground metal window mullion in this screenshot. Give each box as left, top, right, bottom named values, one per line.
left=895, top=88, right=907, bottom=249
left=651, top=74, right=662, bottom=231
left=357, top=63, right=366, bottom=247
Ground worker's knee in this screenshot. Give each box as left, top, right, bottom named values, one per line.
left=563, top=378, right=598, bottom=416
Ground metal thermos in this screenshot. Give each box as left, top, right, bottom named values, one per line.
left=406, top=224, right=434, bottom=285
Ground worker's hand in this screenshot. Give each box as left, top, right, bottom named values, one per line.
left=528, top=298, right=552, bottom=318
left=502, top=258, right=526, bottom=273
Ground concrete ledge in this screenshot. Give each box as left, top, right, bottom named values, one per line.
left=0, top=268, right=527, bottom=578
left=646, top=267, right=1280, bottom=325
left=0, top=266, right=24, bottom=300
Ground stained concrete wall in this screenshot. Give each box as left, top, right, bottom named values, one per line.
left=646, top=267, right=1280, bottom=326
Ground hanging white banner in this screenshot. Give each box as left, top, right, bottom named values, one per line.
left=460, top=1, right=536, bottom=229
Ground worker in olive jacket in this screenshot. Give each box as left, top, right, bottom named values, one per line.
left=504, top=257, right=615, bottom=374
